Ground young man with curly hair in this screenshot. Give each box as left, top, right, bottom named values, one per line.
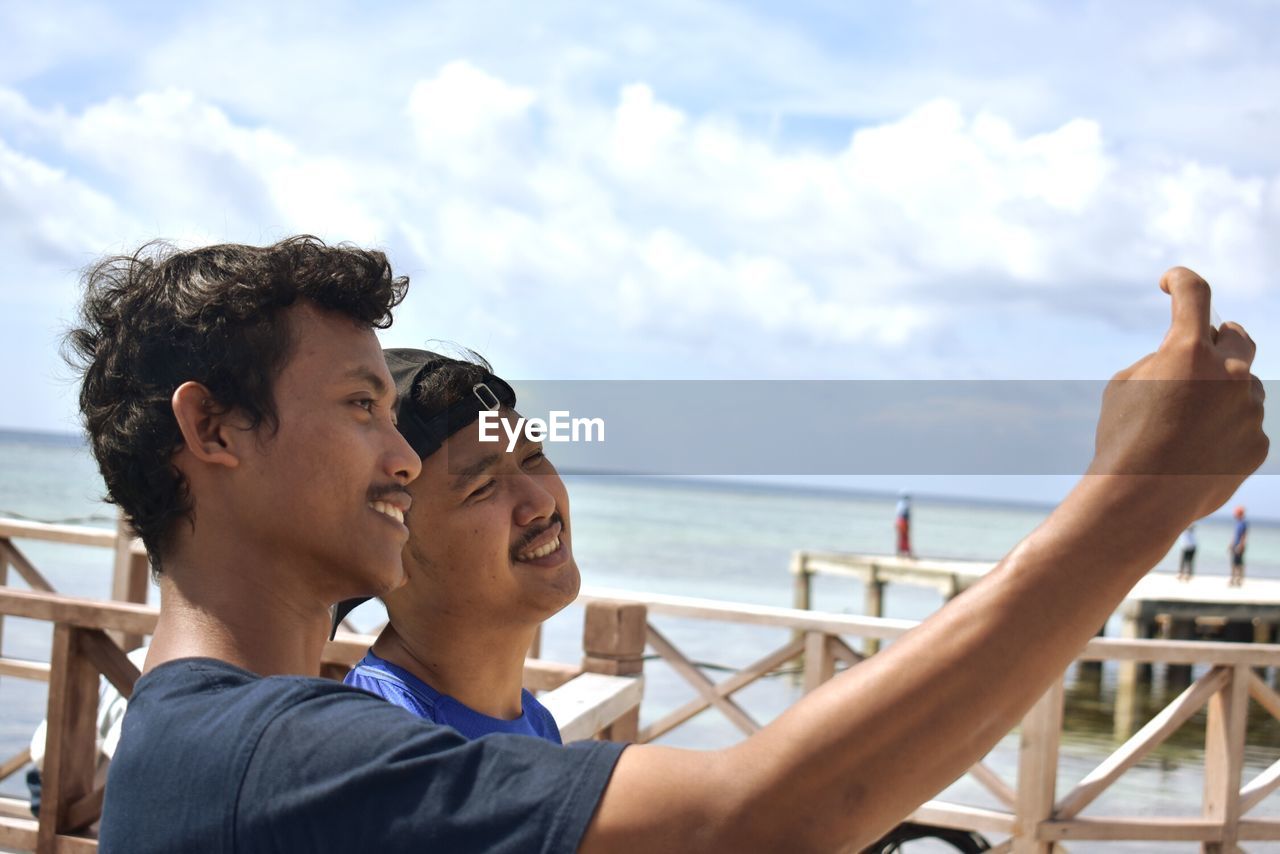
left=70, top=237, right=1266, bottom=853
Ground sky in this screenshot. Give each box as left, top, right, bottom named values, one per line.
left=1, top=0, right=1277, bottom=511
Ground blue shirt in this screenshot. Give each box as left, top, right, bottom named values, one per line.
left=1233, top=519, right=1249, bottom=548
left=100, top=658, right=622, bottom=853
left=345, top=650, right=562, bottom=743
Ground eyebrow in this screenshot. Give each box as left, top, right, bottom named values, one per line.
left=451, top=453, right=501, bottom=491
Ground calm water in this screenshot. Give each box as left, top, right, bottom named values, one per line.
left=1, top=431, right=1278, bottom=850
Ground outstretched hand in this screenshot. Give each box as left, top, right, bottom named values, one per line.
left=1090, top=267, right=1268, bottom=521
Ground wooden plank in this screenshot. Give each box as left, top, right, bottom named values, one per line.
left=1055, top=667, right=1229, bottom=818
left=577, top=586, right=1280, bottom=664
left=1238, top=819, right=1280, bottom=841
left=523, top=660, right=580, bottom=693
left=1203, top=664, right=1250, bottom=851
left=0, top=518, right=119, bottom=549
left=645, top=623, right=758, bottom=737
left=54, top=833, right=100, bottom=853
left=968, top=760, right=1017, bottom=809
left=39, top=626, right=100, bottom=848
left=0, top=814, right=38, bottom=851
left=1, top=541, right=56, bottom=593
left=1238, top=756, right=1280, bottom=815
left=108, top=515, right=149, bottom=650
left=827, top=635, right=864, bottom=666
left=1039, top=817, right=1223, bottom=842
left=579, top=586, right=920, bottom=639
left=1012, top=678, right=1063, bottom=854
left=0, top=795, right=35, bottom=819
left=0, top=747, right=32, bottom=783
left=1079, top=637, right=1280, bottom=668
left=0, top=588, right=157, bottom=636
left=640, top=636, right=804, bottom=743
left=541, top=672, right=644, bottom=743
left=0, top=656, right=50, bottom=681
left=1248, top=671, right=1280, bottom=721
left=802, top=631, right=834, bottom=694
left=909, top=800, right=1016, bottom=836
left=79, top=629, right=140, bottom=699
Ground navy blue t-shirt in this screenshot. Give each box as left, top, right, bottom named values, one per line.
left=99, top=658, right=624, bottom=853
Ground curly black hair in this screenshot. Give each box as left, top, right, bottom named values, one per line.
left=64, top=235, right=409, bottom=571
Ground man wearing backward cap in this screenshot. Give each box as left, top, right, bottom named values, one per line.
left=332, top=349, right=571, bottom=742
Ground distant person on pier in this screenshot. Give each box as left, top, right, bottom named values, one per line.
left=71, top=240, right=1266, bottom=854
left=1230, top=506, right=1249, bottom=586
left=331, top=349, right=567, bottom=744
left=1177, top=524, right=1197, bottom=581
left=894, top=491, right=913, bottom=558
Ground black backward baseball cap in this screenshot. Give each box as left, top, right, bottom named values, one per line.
left=329, top=348, right=516, bottom=640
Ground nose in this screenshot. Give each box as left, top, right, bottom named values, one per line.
left=385, top=422, right=422, bottom=485
left=513, top=471, right=557, bottom=527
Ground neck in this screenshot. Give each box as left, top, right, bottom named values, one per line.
left=145, top=543, right=332, bottom=678
left=373, top=615, right=536, bottom=720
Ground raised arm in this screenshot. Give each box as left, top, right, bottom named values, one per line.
left=581, top=268, right=1268, bottom=853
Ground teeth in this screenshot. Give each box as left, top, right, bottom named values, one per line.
left=370, top=501, right=404, bottom=524
left=518, top=536, right=560, bottom=561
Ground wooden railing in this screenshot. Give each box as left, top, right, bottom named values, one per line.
left=575, top=586, right=1280, bottom=852
left=4, top=519, right=1280, bottom=851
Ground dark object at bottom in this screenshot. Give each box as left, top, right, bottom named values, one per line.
left=863, top=821, right=991, bottom=853
left=27, top=767, right=41, bottom=817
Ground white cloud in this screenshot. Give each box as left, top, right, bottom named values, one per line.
left=1, top=49, right=1278, bottom=403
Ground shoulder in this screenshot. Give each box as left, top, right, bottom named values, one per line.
left=239, top=694, right=625, bottom=852
left=343, top=653, right=442, bottom=720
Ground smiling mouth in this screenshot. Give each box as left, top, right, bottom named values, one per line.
left=516, top=537, right=562, bottom=561
left=369, top=501, right=405, bottom=525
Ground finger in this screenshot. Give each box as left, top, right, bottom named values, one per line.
left=1159, top=267, right=1213, bottom=344
left=1215, top=321, right=1256, bottom=367
left=1252, top=375, right=1266, bottom=405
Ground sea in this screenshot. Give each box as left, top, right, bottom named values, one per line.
left=1, top=428, right=1277, bottom=851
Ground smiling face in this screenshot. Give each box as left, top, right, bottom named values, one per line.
left=386, top=407, right=579, bottom=632
left=230, top=301, right=421, bottom=603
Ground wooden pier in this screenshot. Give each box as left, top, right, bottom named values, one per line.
left=792, top=550, right=1280, bottom=741
left=792, top=550, right=1280, bottom=647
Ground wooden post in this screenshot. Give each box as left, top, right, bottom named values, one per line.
left=38, top=625, right=101, bottom=848
left=110, top=513, right=150, bottom=651
left=1202, top=664, right=1249, bottom=853
left=1115, top=602, right=1143, bottom=741
left=789, top=553, right=810, bottom=676
left=581, top=600, right=646, bottom=741
left=863, top=565, right=885, bottom=656
left=1255, top=620, right=1274, bottom=679
left=1167, top=617, right=1196, bottom=689
left=1012, top=678, right=1064, bottom=853
left=0, top=546, right=8, bottom=685
left=1078, top=622, right=1106, bottom=680
left=803, top=631, right=834, bottom=694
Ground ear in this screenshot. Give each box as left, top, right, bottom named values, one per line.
left=171, top=381, right=242, bottom=469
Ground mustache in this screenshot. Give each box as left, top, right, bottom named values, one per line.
left=366, top=484, right=412, bottom=507
left=511, top=512, right=565, bottom=558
